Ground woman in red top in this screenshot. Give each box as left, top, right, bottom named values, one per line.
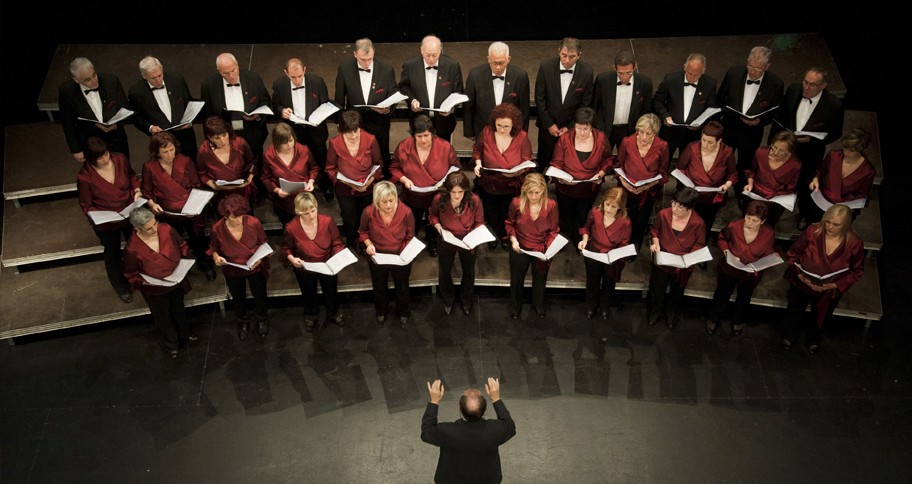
left=208, top=195, right=271, bottom=342
left=550, top=107, right=612, bottom=247
left=260, top=123, right=319, bottom=227
left=359, top=181, right=416, bottom=328
left=124, top=208, right=196, bottom=359
left=391, top=115, right=461, bottom=257
left=506, top=173, right=560, bottom=319
left=781, top=204, right=864, bottom=355
left=806, top=128, right=875, bottom=225
left=615, top=113, right=670, bottom=258
left=578, top=187, right=632, bottom=322
left=196, top=116, right=256, bottom=203
left=648, top=187, right=705, bottom=329
left=77, top=137, right=141, bottom=301
left=706, top=201, right=777, bottom=336
left=743, top=130, right=801, bottom=228
left=283, top=192, right=346, bottom=333
left=142, top=132, right=216, bottom=282
left=472, top=103, right=534, bottom=252
left=326, top=110, right=384, bottom=250
left=674, top=121, right=736, bottom=239
left=429, top=171, right=486, bottom=316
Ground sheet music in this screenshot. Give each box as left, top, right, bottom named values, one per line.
left=227, top=105, right=274, bottom=117
left=336, top=165, right=381, bottom=187
left=224, top=243, right=273, bottom=270
left=670, top=169, right=723, bottom=192
left=302, top=248, right=358, bottom=275
left=741, top=190, right=796, bottom=211
left=215, top=179, right=246, bottom=186
left=726, top=250, right=783, bottom=272
left=545, top=166, right=599, bottom=183
left=164, top=189, right=213, bottom=216
left=811, top=190, right=866, bottom=211
left=165, top=101, right=205, bottom=130
left=279, top=178, right=312, bottom=193
left=140, top=259, right=196, bottom=286
left=353, top=92, right=408, bottom=109
left=408, top=166, right=460, bottom=193
left=581, top=244, right=637, bottom=264
left=519, top=234, right=568, bottom=260
left=795, top=263, right=850, bottom=281
left=87, top=197, right=148, bottom=225
left=794, top=131, right=827, bottom=140
left=481, top=160, right=536, bottom=174
left=371, top=238, right=426, bottom=266
left=290, top=102, right=339, bottom=126
left=79, top=108, right=134, bottom=126
left=655, top=246, right=712, bottom=268
left=615, top=168, right=663, bottom=187
left=441, top=225, right=495, bottom=250
left=668, top=107, right=721, bottom=127
left=423, top=93, right=470, bottom=112
left=724, top=105, right=778, bottom=119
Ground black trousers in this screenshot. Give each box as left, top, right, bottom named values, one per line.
left=693, top=201, right=723, bottom=241
left=362, top=119, right=392, bottom=176
left=584, top=257, right=617, bottom=312
left=509, top=250, right=549, bottom=314
left=166, top=218, right=214, bottom=272
left=556, top=191, right=597, bottom=245
left=405, top=202, right=438, bottom=245
left=648, top=264, right=687, bottom=320
left=236, top=124, right=267, bottom=161
left=368, top=260, right=412, bottom=317
left=225, top=270, right=268, bottom=320
left=536, top=128, right=560, bottom=172
left=337, top=194, right=373, bottom=248
left=437, top=242, right=476, bottom=306
left=708, top=270, right=758, bottom=326
left=721, top=117, right=764, bottom=176
left=626, top=196, right=655, bottom=253
left=274, top=200, right=296, bottom=228
left=659, top=125, right=700, bottom=159
left=94, top=225, right=132, bottom=295
left=782, top=284, right=840, bottom=346
left=607, top=125, right=631, bottom=152
left=293, top=269, right=340, bottom=317
left=288, top=122, right=331, bottom=193
left=478, top=187, right=513, bottom=240
left=142, top=286, right=188, bottom=351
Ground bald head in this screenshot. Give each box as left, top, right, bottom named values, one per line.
left=420, top=35, right=442, bottom=67
left=459, top=389, right=487, bottom=422
left=216, top=53, right=240, bottom=84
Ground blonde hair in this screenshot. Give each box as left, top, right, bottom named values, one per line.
left=518, top=173, right=548, bottom=214
left=294, top=192, right=318, bottom=214
left=635, top=113, right=660, bottom=134
left=599, top=186, right=628, bottom=218
left=372, top=181, right=398, bottom=210
left=814, top=204, right=855, bottom=241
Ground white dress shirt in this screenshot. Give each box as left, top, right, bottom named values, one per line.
left=223, top=78, right=245, bottom=130
left=358, top=61, right=373, bottom=104
left=741, top=74, right=763, bottom=114
left=290, top=79, right=308, bottom=117
left=683, top=82, right=698, bottom=122
left=613, top=77, right=633, bottom=125
left=493, top=67, right=506, bottom=105
left=424, top=60, right=438, bottom=109
left=149, top=81, right=172, bottom=126
left=560, top=64, right=575, bottom=102
left=82, top=87, right=103, bottom=122
left=795, top=91, right=822, bottom=132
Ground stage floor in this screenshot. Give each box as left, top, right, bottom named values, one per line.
left=1, top=291, right=908, bottom=483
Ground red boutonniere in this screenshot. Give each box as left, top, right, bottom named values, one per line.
left=759, top=101, right=768, bottom=107
left=249, top=96, right=257, bottom=103
left=442, top=81, right=451, bottom=87
left=638, top=97, right=644, bottom=103
left=698, top=100, right=706, bottom=104
left=177, top=97, right=183, bottom=105
left=375, top=88, right=384, bottom=94
left=312, top=93, right=318, bottom=99
left=508, top=92, right=517, bottom=98
left=575, top=88, right=583, bottom=93
left=814, top=122, right=825, bottom=128
left=106, top=100, right=116, bottom=109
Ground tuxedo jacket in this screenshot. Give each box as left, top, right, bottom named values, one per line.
left=652, top=71, right=717, bottom=124
left=334, top=58, right=399, bottom=129
left=716, top=66, right=783, bottom=127
left=463, top=64, right=530, bottom=137
left=534, top=58, right=594, bottom=129
left=128, top=72, right=196, bottom=133
left=771, top=83, right=843, bottom=146
left=58, top=73, right=130, bottom=153
left=272, top=72, right=330, bottom=143
left=399, top=54, right=464, bottom=111
left=592, top=71, right=653, bottom=131
left=200, top=70, right=270, bottom=133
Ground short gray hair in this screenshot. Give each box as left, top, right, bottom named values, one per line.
left=488, top=42, right=509, bottom=57
left=216, top=53, right=237, bottom=69
left=421, top=35, right=441, bottom=50
left=685, top=53, right=706, bottom=67
left=747, top=46, right=771, bottom=65
left=129, top=207, right=155, bottom=229
left=372, top=181, right=398, bottom=209
left=69, top=57, right=94, bottom=77
left=355, top=38, right=373, bottom=54
left=139, top=56, right=162, bottom=75
left=806, top=66, right=829, bottom=83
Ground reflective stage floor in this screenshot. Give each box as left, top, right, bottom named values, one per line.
left=2, top=288, right=909, bottom=484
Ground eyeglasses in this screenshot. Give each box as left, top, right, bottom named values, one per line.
left=802, top=80, right=823, bottom=89
left=575, top=125, right=592, bottom=133
left=769, top=145, right=789, bottom=155
left=495, top=123, right=512, bottom=131
left=490, top=61, right=507, bottom=67
left=671, top=201, right=689, bottom=211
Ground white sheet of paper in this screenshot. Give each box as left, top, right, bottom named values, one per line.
left=668, top=107, right=721, bottom=127
left=336, top=165, right=381, bottom=187
left=482, top=160, right=537, bottom=174
left=811, top=190, right=865, bottom=211
left=302, top=248, right=358, bottom=275
left=441, top=225, right=495, bottom=250
left=88, top=197, right=148, bottom=225
left=741, top=190, right=796, bottom=211
left=795, top=131, right=828, bottom=140
left=215, top=179, right=246, bottom=186
left=353, top=92, right=408, bottom=109
left=140, top=259, right=196, bottom=286
left=80, top=108, right=134, bottom=126
left=371, top=238, right=427, bottom=265
left=582, top=244, right=637, bottom=265
left=724, top=250, right=783, bottom=272
left=655, top=246, right=712, bottom=268
left=423, top=92, right=470, bottom=112
left=520, top=234, right=568, bottom=260
left=279, top=178, right=311, bottom=193
left=408, top=166, right=460, bottom=192
left=795, top=262, right=850, bottom=281
left=225, top=243, right=272, bottom=271
left=724, top=105, right=778, bottom=119
left=671, top=169, right=722, bottom=192
left=545, top=166, right=598, bottom=183
left=164, top=189, right=213, bottom=216
left=615, top=167, right=663, bottom=187
left=165, top=101, right=205, bottom=130
left=291, top=102, right=339, bottom=126
left=237, top=105, right=274, bottom=117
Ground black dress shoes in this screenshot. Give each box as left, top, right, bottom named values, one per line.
left=510, top=309, right=520, bottom=320
left=327, top=313, right=344, bottom=327
left=731, top=323, right=744, bottom=337
left=782, top=338, right=792, bottom=351
left=399, top=315, right=409, bottom=328
left=501, top=239, right=511, bottom=252
left=324, top=186, right=335, bottom=202
left=667, top=313, right=682, bottom=330
left=487, top=241, right=498, bottom=251
left=534, top=307, right=546, bottom=318
left=237, top=321, right=250, bottom=341
left=376, top=314, right=386, bottom=327
left=600, top=310, right=609, bottom=321
left=443, top=304, right=452, bottom=315
left=205, top=268, right=217, bottom=282
left=586, top=310, right=597, bottom=320
left=169, top=349, right=178, bottom=359
left=806, top=344, right=819, bottom=355
left=428, top=244, right=438, bottom=258
left=118, top=292, right=133, bottom=303
left=187, top=334, right=199, bottom=342
left=304, top=318, right=317, bottom=333
left=461, top=302, right=472, bottom=316
left=256, top=317, right=269, bottom=341
left=704, top=319, right=717, bottom=335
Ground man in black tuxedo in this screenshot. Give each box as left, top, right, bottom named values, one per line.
left=463, top=42, right=530, bottom=140
left=58, top=57, right=130, bottom=162
left=399, top=35, right=464, bottom=142
left=128, top=56, right=198, bottom=160
left=716, top=46, right=783, bottom=179
left=200, top=53, right=270, bottom=159
left=273, top=57, right=332, bottom=199
left=421, top=377, right=516, bottom=484
left=593, top=51, right=653, bottom=150
left=334, top=38, right=400, bottom=174
left=534, top=37, right=594, bottom=171
left=770, top=67, right=844, bottom=228
left=653, top=53, right=717, bottom=157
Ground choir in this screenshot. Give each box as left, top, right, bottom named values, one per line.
left=67, top=38, right=871, bottom=358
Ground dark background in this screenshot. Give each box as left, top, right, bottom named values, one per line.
left=0, top=3, right=905, bottom=318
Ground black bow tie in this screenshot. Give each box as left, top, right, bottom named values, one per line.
left=292, top=85, right=305, bottom=91
left=358, top=68, right=371, bottom=73
left=806, top=98, right=813, bottom=104
left=226, top=83, right=240, bottom=87
left=426, top=65, right=438, bottom=70
left=617, top=81, right=630, bottom=86
left=684, top=83, right=697, bottom=88
left=83, top=88, right=99, bottom=94
left=560, top=69, right=573, bottom=74
left=746, top=79, right=761, bottom=85
left=492, top=75, right=504, bottom=81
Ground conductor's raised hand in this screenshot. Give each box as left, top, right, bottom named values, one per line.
left=485, top=377, right=500, bottom=402
left=427, top=379, right=444, bottom=404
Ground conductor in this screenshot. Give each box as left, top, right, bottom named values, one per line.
left=421, top=377, right=516, bottom=484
